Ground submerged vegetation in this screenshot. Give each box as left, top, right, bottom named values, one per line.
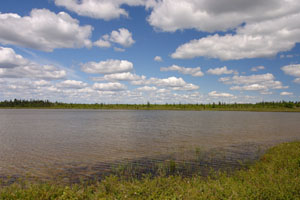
left=1, top=141, right=300, bottom=199
left=1, top=99, right=300, bottom=112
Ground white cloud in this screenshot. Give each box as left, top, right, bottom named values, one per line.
left=251, top=66, right=265, bottom=72
left=154, top=56, right=163, bottom=62
left=54, top=0, right=146, bottom=20
left=150, top=77, right=186, bottom=87
left=114, top=47, right=125, bottom=52
left=172, top=84, right=199, bottom=91
left=161, top=65, right=204, bottom=77
left=294, top=78, right=300, bottom=84
left=94, top=39, right=111, bottom=48
left=206, top=66, right=236, bottom=75
left=34, top=80, right=51, bottom=87
left=50, top=0, right=300, bottom=61
left=136, top=86, right=157, bottom=92
left=260, top=91, right=273, bottom=95
left=0, top=9, right=92, bottom=52
left=208, top=91, right=234, bottom=98
left=157, top=88, right=170, bottom=93
left=148, top=0, right=300, bottom=32
left=130, top=75, right=199, bottom=91
left=230, top=84, right=268, bottom=91
left=149, top=76, right=199, bottom=90
left=219, top=73, right=288, bottom=93
left=93, top=82, right=126, bottom=91
left=280, top=91, right=293, bottom=96
left=168, top=1, right=300, bottom=60
left=94, top=28, right=135, bottom=50
left=57, top=80, right=88, bottom=89
left=1, top=79, right=51, bottom=90
left=0, top=46, right=66, bottom=80
left=281, top=64, right=300, bottom=77
left=0, top=65, right=66, bottom=80
left=281, top=64, right=300, bottom=83
left=81, top=59, right=133, bottom=74
left=0, top=77, right=260, bottom=104
left=110, top=28, right=135, bottom=47
left=0, top=47, right=29, bottom=68
left=92, top=72, right=144, bottom=82
left=221, top=73, right=273, bottom=85
left=172, top=15, right=300, bottom=60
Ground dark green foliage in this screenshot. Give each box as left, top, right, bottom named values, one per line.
left=1, top=99, right=300, bottom=112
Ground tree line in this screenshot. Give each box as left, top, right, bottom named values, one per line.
left=0, top=99, right=300, bottom=111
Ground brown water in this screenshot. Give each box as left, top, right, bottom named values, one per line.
left=0, top=109, right=300, bottom=180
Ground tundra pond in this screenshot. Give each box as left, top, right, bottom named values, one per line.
left=0, top=109, right=300, bottom=182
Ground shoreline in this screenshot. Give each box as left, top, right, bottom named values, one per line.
left=1, top=107, right=300, bottom=112
left=1, top=100, right=300, bottom=112
left=1, top=141, right=300, bottom=199
left=0, top=142, right=265, bottom=185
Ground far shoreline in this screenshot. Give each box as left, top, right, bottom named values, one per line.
left=1, top=106, right=300, bottom=112
left=1, top=99, right=300, bottom=112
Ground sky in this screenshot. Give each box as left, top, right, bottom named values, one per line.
left=0, top=0, right=300, bottom=104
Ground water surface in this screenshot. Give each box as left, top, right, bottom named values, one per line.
left=0, top=109, right=299, bottom=179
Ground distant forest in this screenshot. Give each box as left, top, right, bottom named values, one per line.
left=1, top=99, right=300, bottom=111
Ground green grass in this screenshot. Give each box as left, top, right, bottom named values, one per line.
left=1, top=141, right=300, bottom=199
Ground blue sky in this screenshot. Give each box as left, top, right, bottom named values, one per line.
left=0, top=0, right=300, bottom=103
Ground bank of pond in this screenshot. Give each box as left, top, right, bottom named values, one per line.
left=1, top=99, right=300, bottom=112
left=1, top=141, right=300, bottom=199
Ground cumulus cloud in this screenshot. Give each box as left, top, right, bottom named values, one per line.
left=34, top=80, right=51, bottom=87
left=172, top=15, right=300, bottom=60
left=94, top=28, right=135, bottom=51
left=0, top=47, right=29, bottom=68
left=154, top=56, right=163, bottom=62
left=51, top=0, right=300, bottom=61
left=281, top=64, right=300, bottom=83
left=0, top=9, right=92, bottom=52
left=206, top=66, right=236, bottom=75
left=114, top=47, right=125, bottom=52
left=208, top=91, right=234, bottom=98
left=251, top=66, right=265, bottom=72
left=160, top=65, right=204, bottom=77
left=0, top=46, right=66, bottom=79
left=0, top=76, right=255, bottom=104
left=57, top=80, right=88, bottom=89
left=149, top=77, right=199, bottom=90
left=130, top=75, right=199, bottom=91
left=81, top=59, right=133, bottom=74
left=109, top=28, right=135, bottom=47
left=280, top=92, right=293, bottom=96
left=219, top=73, right=288, bottom=94
left=0, top=78, right=99, bottom=103
left=136, top=86, right=157, bottom=92
left=93, top=82, right=126, bottom=91
left=0, top=65, right=66, bottom=80
left=92, top=72, right=145, bottom=82
left=294, top=78, right=300, bottom=84
left=167, top=1, right=300, bottom=60
left=148, top=0, right=300, bottom=32
left=54, top=0, right=146, bottom=20
left=94, top=39, right=111, bottom=48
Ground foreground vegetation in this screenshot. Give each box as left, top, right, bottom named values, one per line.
left=1, top=141, right=300, bottom=199
left=1, top=99, right=300, bottom=112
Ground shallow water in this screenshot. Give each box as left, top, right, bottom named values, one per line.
left=0, top=109, right=300, bottom=179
